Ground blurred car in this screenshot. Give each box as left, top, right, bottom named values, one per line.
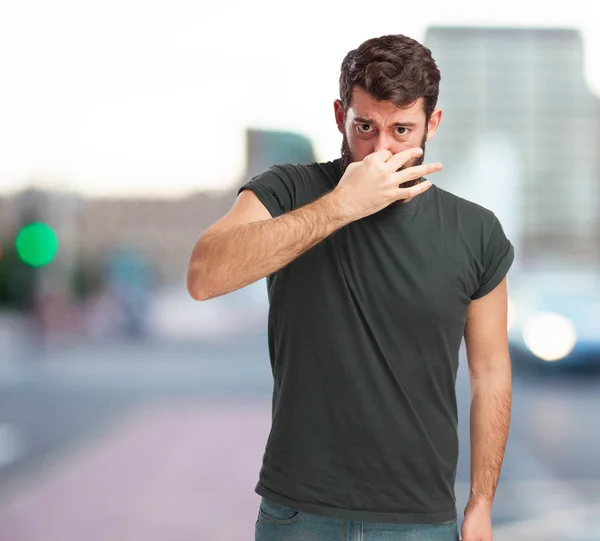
left=507, top=268, right=600, bottom=373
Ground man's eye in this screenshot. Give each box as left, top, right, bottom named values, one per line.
left=358, top=124, right=372, bottom=133
left=397, top=127, right=408, bottom=135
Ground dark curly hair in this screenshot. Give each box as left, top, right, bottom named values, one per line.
left=339, top=34, right=441, bottom=121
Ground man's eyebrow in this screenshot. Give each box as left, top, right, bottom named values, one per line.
left=353, top=117, right=418, bottom=128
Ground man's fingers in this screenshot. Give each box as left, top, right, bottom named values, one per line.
left=365, top=149, right=393, bottom=163
left=386, top=147, right=424, bottom=171
left=394, top=162, right=442, bottom=185
left=398, top=179, right=433, bottom=201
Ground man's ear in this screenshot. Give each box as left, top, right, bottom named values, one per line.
left=334, top=99, right=345, bottom=134
left=426, top=108, right=442, bottom=142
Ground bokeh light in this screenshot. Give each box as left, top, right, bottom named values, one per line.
left=15, top=222, right=59, bottom=267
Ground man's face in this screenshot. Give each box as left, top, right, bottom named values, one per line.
left=335, top=87, right=441, bottom=189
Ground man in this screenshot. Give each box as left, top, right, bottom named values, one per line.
left=187, top=34, right=513, bottom=541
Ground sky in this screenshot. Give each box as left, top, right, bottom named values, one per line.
left=0, top=0, right=598, bottom=198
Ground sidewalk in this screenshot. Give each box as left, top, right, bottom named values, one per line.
left=0, top=398, right=271, bottom=541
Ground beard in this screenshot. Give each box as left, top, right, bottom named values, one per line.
left=339, top=129, right=429, bottom=203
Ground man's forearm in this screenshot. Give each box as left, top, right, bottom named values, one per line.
left=468, top=363, right=512, bottom=508
left=187, top=191, right=352, bottom=300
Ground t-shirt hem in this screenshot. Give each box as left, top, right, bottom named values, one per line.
left=255, top=482, right=457, bottom=525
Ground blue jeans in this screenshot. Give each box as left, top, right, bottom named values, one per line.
left=255, top=496, right=460, bottom=541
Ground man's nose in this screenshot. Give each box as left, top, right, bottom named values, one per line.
left=373, top=134, right=394, bottom=153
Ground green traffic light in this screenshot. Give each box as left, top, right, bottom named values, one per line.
left=15, top=222, right=59, bottom=267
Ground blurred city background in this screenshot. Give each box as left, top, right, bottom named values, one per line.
left=1, top=2, right=600, bottom=540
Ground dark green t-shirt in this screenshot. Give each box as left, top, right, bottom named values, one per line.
left=238, top=158, right=514, bottom=524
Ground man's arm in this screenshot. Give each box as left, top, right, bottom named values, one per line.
left=461, top=276, right=512, bottom=541
left=186, top=189, right=351, bottom=301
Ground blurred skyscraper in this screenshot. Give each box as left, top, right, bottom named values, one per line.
left=424, top=27, right=600, bottom=268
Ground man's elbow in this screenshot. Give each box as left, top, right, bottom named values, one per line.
left=186, top=245, right=214, bottom=301
left=187, top=271, right=209, bottom=301
left=468, top=353, right=512, bottom=382
left=187, top=263, right=220, bottom=301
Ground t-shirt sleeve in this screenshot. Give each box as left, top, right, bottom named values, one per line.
left=470, top=214, right=515, bottom=300
left=237, top=166, right=295, bottom=218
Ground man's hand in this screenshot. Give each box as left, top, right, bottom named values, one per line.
left=332, top=147, right=442, bottom=221
left=461, top=500, right=493, bottom=541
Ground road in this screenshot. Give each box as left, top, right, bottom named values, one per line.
left=0, top=335, right=599, bottom=540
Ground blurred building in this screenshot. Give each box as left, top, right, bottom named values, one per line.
left=74, top=190, right=235, bottom=285
left=0, top=128, right=318, bottom=290
left=75, top=128, right=316, bottom=285
left=245, top=128, right=316, bottom=180
left=424, top=27, right=600, bottom=268
left=0, top=196, right=17, bottom=243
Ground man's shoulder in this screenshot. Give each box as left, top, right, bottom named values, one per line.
left=245, top=160, right=339, bottom=212
left=255, top=160, right=339, bottom=196
left=266, top=160, right=338, bottom=180
left=431, top=184, right=496, bottom=222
